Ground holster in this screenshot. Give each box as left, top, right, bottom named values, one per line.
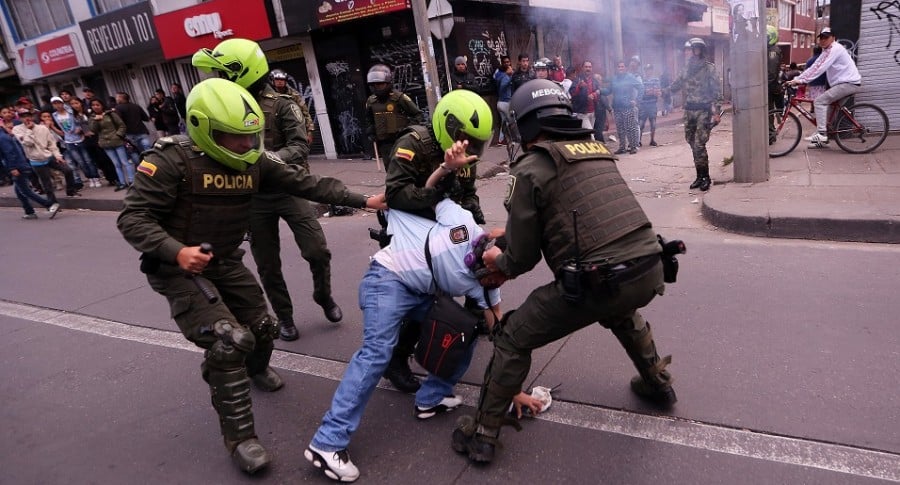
left=582, top=254, right=659, bottom=297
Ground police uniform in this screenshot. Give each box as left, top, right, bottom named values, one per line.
left=462, top=138, right=674, bottom=452
left=667, top=57, right=723, bottom=171
left=248, top=84, right=339, bottom=331
left=385, top=124, right=483, bottom=224
left=366, top=90, right=423, bottom=166
left=279, top=85, right=315, bottom=140
left=117, top=135, right=367, bottom=461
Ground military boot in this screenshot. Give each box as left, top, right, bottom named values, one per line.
left=250, top=367, right=284, bottom=392
left=613, top=321, right=677, bottom=408
left=383, top=353, right=420, bottom=393
left=451, top=415, right=499, bottom=463
left=689, top=166, right=704, bottom=190
left=698, top=166, right=712, bottom=191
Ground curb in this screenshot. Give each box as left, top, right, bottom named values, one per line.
left=701, top=197, right=899, bottom=244
left=0, top=195, right=124, bottom=212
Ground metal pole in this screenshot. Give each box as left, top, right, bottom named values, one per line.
left=411, top=0, right=441, bottom=112
left=612, top=0, right=624, bottom=62
left=730, top=0, right=769, bottom=183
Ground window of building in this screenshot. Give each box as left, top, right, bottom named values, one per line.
left=793, top=33, right=798, bottom=48
left=6, top=0, right=73, bottom=41
left=779, top=0, right=793, bottom=28
left=94, top=0, right=142, bottom=15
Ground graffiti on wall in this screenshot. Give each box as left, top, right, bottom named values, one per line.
left=465, top=30, right=507, bottom=91
left=324, top=60, right=364, bottom=154
left=871, top=1, right=900, bottom=65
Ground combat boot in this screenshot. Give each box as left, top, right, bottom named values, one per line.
left=250, top=367, right=284, bottom=392
left=208, top=365, right=271, bottom=474
left=451, top=415, right=499, bottom=463
left=630, top=357, right=678, bottom=407
left=689, top=166, right=703, bottom=190
left=229, top=438, right=271, bottom=474
left=613, top=321, right=677, bottom=408
left=383, top=354, right=420, bottom=393
left=698, top=166, right=711, bottom=191
left=279, top=320, right=299, bottom=341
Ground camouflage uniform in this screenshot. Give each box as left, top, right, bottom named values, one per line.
left=366, top=90, right=423, bottom=166
left=667, top=57, right=722, bottom=170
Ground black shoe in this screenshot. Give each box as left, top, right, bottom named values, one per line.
left=383, top=359, right=420, bottom=393
left=630, top=375, right=677, bottom=408
left=629, top=147, right=638, bottom=154
left=689, top=177, right=703, bottom=190
left=114, top=184, right=127, bottom=192
left=279, top=322, right=299, bottom=341
left=650, top=140, right=658, bottom=147
left=250, top=367, right=284, bottom=392
left=451, top=428, right=496, bottom=463
left=698, top=176, right=711, bottom=191
left=614, top=149, right=627, bottom=155
left=321, top=300, right=343, bottom=323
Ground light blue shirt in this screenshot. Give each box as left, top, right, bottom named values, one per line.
left=373, top=199, right=500, bottom=309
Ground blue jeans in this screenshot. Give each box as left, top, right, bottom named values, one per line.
left=311, top=261, right=473, bottom=452
left=11, top=167, right=51, bottom=214
left=64, top=142, right=99, bottom=179
left=125, top=134, right=153, bottom=165
left=104, top=145, right=134, bottom=185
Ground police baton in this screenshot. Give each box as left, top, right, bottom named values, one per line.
left=185, top=242, right=218, bottom=304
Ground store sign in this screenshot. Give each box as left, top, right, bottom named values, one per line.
left=317, top=0, right=409, bottom=26
left=18, top=33, right=82, bottom=79
left=79, top=2, right=161, bottom=65
left=154, top=0, right=272, bottom=59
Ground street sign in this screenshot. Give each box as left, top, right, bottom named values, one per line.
left=427, top=0, right=453, bottom=39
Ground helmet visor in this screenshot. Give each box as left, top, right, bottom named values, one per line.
left=212, top=130, right=261, bottom=155
left=456, top=131, right=490, bottom=158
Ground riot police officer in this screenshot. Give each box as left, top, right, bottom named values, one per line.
left=451, top=79, right=677, bottom=465
left=365, top=64, right=424, bottom=166
left=117, top=78, right=385, bottom=474
left=380, top=89, right=493, bottom=393
left=194, top=39, right=342, bottom=341
left=665, top=38, right=722, bottom=191
left=271, top=68, right=315, bottom=143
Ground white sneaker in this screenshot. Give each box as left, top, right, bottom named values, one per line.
left=805, top=132, right=829, bottom=143
left=305, top=444, right=359, bottom=482
left=415, top=395, right=463, bottom=420
left=48, top=203, right=60, bottom=219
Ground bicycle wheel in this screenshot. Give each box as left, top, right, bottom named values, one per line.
left=832, top=102, right=889, bottom=154
left=768, top=109, right=802, bottom=157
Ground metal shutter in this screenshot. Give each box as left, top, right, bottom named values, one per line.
left=857, top=0, right=900, bottom=130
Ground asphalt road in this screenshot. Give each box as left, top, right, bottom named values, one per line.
left=2, top=118, right=899, bottom=483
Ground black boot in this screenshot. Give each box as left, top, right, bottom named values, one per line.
left=384, top=353, right=420, bottom=393
left=451, top=415, right=498, bottom=463
left=279, top=320, right=299, bottom=341
left=689, top=166, right=703, bottom=190
left=698, top=166, right=711, bottom=191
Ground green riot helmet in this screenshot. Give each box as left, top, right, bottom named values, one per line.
left=767, top=25, right=779, bottom=46
left=186, top=78, right=265, bottom=171
left=192, top=38, right=269, bottom=90
left=432, top=89, right=494, bottom=157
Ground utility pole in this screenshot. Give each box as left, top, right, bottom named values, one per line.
left=730, top=0, right=769, bottom=183
left=410, top=0, right=442, bottom=113
left=611, top=0, right=624, bottom=62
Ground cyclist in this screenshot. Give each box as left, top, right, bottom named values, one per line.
left=788, top=27, right=862, bottom=147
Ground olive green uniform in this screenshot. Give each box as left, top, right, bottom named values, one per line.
left=384, top=125, right=483, bottom=223
left=366, top=90, right=424, bottom=167
left=467, top=139, right=673, bottom=442
left=668, top=58, right=723, bottom=170
left=117, top=135, right=366, bottom=455
left=280, top=85, right=315, bottom=139
left=248, top=84, right=334, bottom=328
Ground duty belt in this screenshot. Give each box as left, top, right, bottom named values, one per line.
left=582, top=253, right=659, bottom=294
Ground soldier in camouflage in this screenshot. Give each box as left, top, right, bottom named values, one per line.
left=117, top=78, right=385, bottom=474
left=666, top=38, right=722, bottom=191
left=451, top=79, right=677, bottom=465
left=365, top=64, right=424, bottom=166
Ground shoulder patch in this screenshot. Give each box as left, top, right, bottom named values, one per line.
left=504, top=175, right=517, bottom=206
left=266, top=151, right=286, bottom=165
left=289, top=103, right=304, bottom=122
left=136, top=160, right=157, bottom=177
left=395, top=147, right=415, bottom=161
left=449, top=225, right=469, bottom=244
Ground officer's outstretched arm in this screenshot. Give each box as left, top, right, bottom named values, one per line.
left=262, top=153, right=379, bottom=209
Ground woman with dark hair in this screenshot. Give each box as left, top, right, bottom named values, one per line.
left=89, top=98, right=132, bottom=191
left=71, top=97, right=118, bottom=186
left=155, top=88, right=181, bottom=135
left=147, top=95, right=168, bottom=136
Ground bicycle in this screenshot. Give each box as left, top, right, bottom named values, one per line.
left=498, top=116, right=520, bottom=162
left=768, top=84, right=889, bottom=157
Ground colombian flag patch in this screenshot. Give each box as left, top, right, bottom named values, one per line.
left=395, top=148, right=415, bottom=161
left=137, top=160, right=157, bottom=177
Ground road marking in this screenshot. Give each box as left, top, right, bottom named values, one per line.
left=3, top=300, right=899, bottom=482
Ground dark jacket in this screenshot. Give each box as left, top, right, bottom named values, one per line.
left=450, top=70, right=477, bottom=91
left=116, top=101, right=150, bottom=135
left=89, top=111, right=127, bottom=149
left=0, top=129, right=31, bottom=171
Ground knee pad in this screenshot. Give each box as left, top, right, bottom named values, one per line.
left=248, top=314, right=278, bottom=343
left=205, top=319, right=256, bottom=369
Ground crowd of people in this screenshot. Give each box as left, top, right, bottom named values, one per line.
left=0, top=83, right=190, bottom=218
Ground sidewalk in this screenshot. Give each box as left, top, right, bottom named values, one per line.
left=3, top=119, right=897, bottom=243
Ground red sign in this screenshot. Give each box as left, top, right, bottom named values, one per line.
left=154, top=0, right=272, bottom=60
left=317, top=0, right=409, bottom=27
left=37, top=34, right=81, bottom=76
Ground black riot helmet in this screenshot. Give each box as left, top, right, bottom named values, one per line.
left=508, top=78, right=589, bottom=145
